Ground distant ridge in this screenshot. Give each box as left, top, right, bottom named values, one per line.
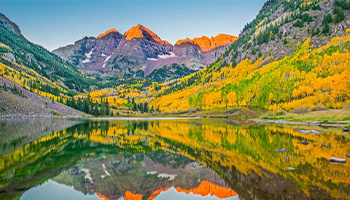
left=175, top=34, right=238, bottom=51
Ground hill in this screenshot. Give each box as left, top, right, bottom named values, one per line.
left=0, top=76, right=87, bottom=117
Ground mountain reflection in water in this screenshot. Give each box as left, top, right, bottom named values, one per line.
left=0, top=118, right=349, bottom=200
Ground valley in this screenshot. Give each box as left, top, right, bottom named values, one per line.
left=1, top=1, right=350, bottom=199
left=1, top=0, right=350, bottom=124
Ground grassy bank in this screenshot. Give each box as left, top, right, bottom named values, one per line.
left=260, top=108, right=350, bottom=122
left=110, top=107, right=350, bottom=124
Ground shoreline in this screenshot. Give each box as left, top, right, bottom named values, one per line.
left=247, top=119, right=349, bottom=129
left=1, top=108, right=350, bottom=131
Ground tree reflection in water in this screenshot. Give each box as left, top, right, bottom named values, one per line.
left=0, top=118, right=349, bottom=200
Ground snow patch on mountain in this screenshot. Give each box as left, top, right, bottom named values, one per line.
left=82, top=49, right=94, bottom=63
left=102, top=55, right=112, bottom=68
left=158, top=52, right=176, bottom=59
left=102, top=164, right=111, bottom=177
left=81, top=168, right=93, bottom=184
left=85, top=49, right=93, bottom=59
left=158, top=173, right=177, bottom=181
left=81, top=58, right=90, bottom=63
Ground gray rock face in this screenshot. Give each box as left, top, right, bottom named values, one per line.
left=0, top=76, right=86, bottom=118
left=3, top=53, right=16, bottom=63
left=53, top=26, right=235, bottom=79
left=0, top=13, right=22, bottom=36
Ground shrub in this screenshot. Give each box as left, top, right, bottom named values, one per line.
left=276, top=110, right=287, bottom=116
left=312, top=28, right=320, bottom=36
left=334, top=7, right=345, bottom=23
left=335, top=0, right=350, bottom=10
left=323, top=14, right=333, bottom=24
left=311, top=105, right=328, bottom=111
left=345, top=103, right=350, bottom=109
left=301, top=14, right=313, bottom=23
left=51, top=110, right=62, bottom=116
left=0, top=47, right=9, bottom=53
left=293, top=107, right=309, bottom=114
left=251, top=48, right=256, bottom=55
left=324, top=45, right=341, bottom=56
left=294, top=20, right=304, bottom=28
left=312, top=4, right=321, bottom=10
left=323, top=23, right=331, bottom=35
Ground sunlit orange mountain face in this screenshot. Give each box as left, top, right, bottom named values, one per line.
left=1, top=119, right=349, bottom=200
left=124, top=24, right=171, bottom=45
left=175, top=34, right=238, bottom=52
left=97, top=181, right=238, bottom=200
left=98, top=28, right=120, bottom=39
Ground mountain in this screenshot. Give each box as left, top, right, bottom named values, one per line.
left=149, top=0, right=350, bottom=114
left=2, top=0, right=350, bottom=118
left=0, top=14, right=94, bottom=93
left=53, top=25, right=237, bottom=81
left=223, top=0, right=350, bottom=66
left=175, top=34, right=238, bottom=51
left=124, top=24, right=171, bottom=45
left=0, top=13, right=21, bottom=36
left=0, top=13, right=96, bottom=117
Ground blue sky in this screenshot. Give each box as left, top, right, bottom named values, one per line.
left=0, top=0, right=266, bottom=50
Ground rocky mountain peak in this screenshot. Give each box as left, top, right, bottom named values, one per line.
left=124, top=24, right=168, bottom=44
left=97, top=28, right=120, bottom=39
left=53, top=24, right=238, bottom=81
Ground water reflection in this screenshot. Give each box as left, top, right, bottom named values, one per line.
left=0, top=119, right=349, bottom=200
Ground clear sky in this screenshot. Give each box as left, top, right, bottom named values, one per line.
left=0, top=0, right=266, bottom=51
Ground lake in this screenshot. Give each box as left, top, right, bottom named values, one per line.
left=0, top=118, right=349, bottom=200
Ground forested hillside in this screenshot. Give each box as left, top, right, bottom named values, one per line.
left=0, top=16, right=94, bottom=92
left=151, top=31, right=350, bottom=113
left=144, top=0, right=350, bottom=114
left=0, top=14, right=111, bottom=116
left=83, top=0, right=350, bottom=116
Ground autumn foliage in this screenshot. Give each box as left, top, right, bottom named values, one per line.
left=150, top=30, right=350, bottom=113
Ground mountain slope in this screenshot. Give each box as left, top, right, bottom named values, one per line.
left=148, top=0, right=350, bottom=114
left=0, top=14, right=94, bottom=93
left=50, top=0, right=350, bottom=117
left=0, top=76, right=87, bottom=117
left=0, top=13, right=99, bottom=117
left=125, top=24, right=170, bottom=45
left=53, top=25, right=237, bottom=81
left=0, top=13, right=21, bottom=36
left=223, top=0, right=350, bottom=67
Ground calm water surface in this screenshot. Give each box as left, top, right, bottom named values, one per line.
left=0, top=118, right=349, bottom=200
